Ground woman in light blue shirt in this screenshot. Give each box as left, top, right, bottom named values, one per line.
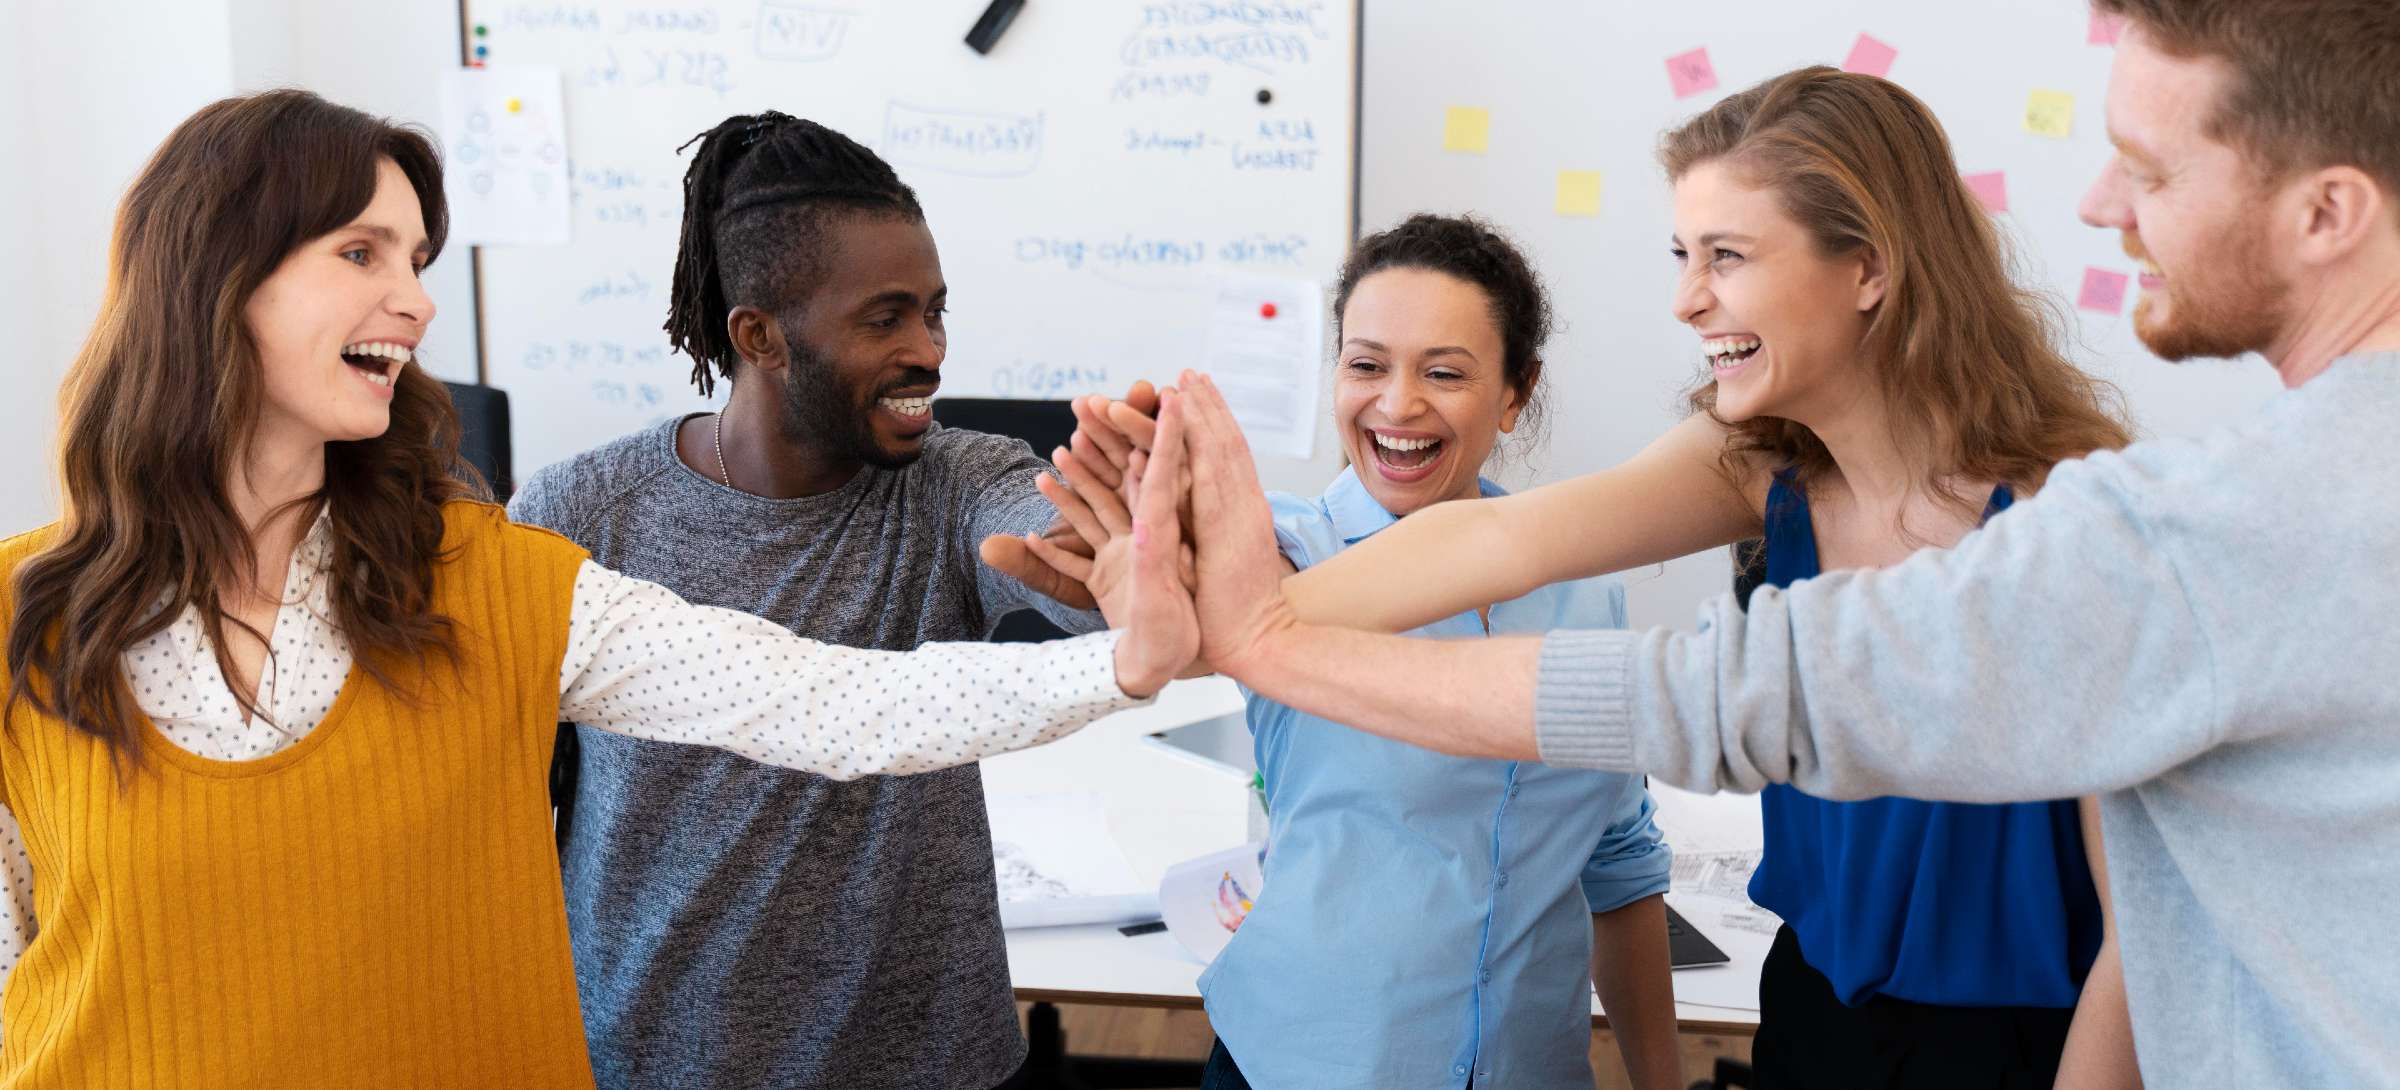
left=1198, top=215, right=1681, bottom=1089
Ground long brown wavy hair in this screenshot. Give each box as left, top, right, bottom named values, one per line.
left=5, top=90, right=476, bottom=760
left=1661, top=67, right=2132, bottom=510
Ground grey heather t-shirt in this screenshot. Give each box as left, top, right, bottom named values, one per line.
left=509, top=416, right=1099, bottom=1090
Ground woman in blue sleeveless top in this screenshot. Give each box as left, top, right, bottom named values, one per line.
left=1019, top=67, right=2145, bottom=1088
left=1736, top=472, right=2106, bottom=1087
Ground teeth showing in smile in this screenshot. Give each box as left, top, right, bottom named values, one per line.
left=1369, top=430, right=1443, bottom=470
left=1702, top=336, right=1762, bottom=362
left=879, top=396, right=933, bottom=416
left=339, top=340, right=412, bottom=387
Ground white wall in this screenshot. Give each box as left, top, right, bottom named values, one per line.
left=0, top=0, right=469, bottom=536
left=1, top=2, right=242, bottom=534
left=0, top=21, right=42, bottom=534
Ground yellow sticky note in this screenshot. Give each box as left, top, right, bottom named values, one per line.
left=1443, top=106, right=1491, bottom=154
left=2023, top=89, right=2075, bottom=139
left=1555, top=171, right=1604, bottom=217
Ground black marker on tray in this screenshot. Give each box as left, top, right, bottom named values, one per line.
left=965, top=0, right=1026, bottom=55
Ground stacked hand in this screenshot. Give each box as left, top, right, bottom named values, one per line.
left=1086, top=383, right=1198, bottom=698
left=980, top=373, right=1293, bottom=683
left=978, top=383, right=1162, bottom=610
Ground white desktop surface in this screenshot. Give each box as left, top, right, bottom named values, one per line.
left=985, top=677, right=1764, bottom=1030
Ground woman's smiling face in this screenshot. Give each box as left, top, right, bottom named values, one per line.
left=243, top=157, right=436, bottom=451
left=1334, top=266, right=1527, bottom=517
left=1669, top=158, right=1884, bottom=425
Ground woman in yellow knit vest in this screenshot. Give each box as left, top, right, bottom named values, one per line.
left=0, top=90, right=1197, bottom=1088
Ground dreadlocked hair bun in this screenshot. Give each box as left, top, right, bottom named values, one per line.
left=664, top=113, right=923, bottom=397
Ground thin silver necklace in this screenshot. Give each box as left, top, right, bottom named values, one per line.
left=712, top=412, right=734, bottom=489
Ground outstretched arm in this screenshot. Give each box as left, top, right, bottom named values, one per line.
left=1285, top=412, right=1760, bottom=633
left=996, top=389, right=1760, bottom=635
left=1173, top=371, right=2227, bottom=804
left=556, top=430, right=1198, bottom=780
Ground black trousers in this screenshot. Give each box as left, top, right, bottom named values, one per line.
left=1202, top=1039, right=1473, bottom=1089
left=1751, top=926, right=2077, bottom=1090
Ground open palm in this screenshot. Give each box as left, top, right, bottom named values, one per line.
left=1157, top=376, right=1294, bottom=678
left=1109, top=398, right=1201, bottom=696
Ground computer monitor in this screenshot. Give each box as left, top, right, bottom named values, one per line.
left=931, top=397, right=1080, bottom=643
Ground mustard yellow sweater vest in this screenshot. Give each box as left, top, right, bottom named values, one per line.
left=0, top=502, right=595, bottom=1088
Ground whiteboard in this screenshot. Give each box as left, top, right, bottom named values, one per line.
left=1358, top=0, right=2282, bottom=630
left=465, top=0, right=1358, bottom=486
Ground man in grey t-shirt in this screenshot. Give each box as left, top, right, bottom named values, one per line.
left=510, top=114, right=1109, bottom=1089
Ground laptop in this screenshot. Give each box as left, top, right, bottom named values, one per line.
left=1666, top=903, right=1731, bottom=969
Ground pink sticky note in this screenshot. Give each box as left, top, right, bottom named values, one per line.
left=1963, top=171, right=2009, bottom=213
left=1667, top=47, right=1719, bottom=99
left=2090, top=12, right=2126, bottom=46
left=2079, top=267, right=2130, bottom=314
left=1843, top=33, right=1898, bottom=78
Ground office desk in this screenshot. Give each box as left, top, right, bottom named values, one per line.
left=985, top=678, right=1767, bottom=1035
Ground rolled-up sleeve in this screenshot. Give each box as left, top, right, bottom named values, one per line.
left=1580, top=787, right=1672, bottom=913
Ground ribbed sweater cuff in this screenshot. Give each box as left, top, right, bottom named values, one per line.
left=1534, top=629, right=1639, bottom=770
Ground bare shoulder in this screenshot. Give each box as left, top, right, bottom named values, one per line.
left=1657, top=412, right=1773, bottom=519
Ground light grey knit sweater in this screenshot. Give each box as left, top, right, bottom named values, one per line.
left=1536, top=352, right=2400, bottom=1087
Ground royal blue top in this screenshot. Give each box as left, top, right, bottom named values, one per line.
left=1745, top=470, right=2104, bottom=1008
left=1198, top=468, right=1672, bottom=1090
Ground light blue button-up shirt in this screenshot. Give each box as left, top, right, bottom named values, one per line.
left=1197, top=468, right=1672, bottom=1090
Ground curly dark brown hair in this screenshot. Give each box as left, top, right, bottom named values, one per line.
left=1332, top=213, right=1555, bottom=449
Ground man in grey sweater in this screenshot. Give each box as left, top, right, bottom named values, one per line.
left=510, top=114, right=1112, bottom=1089
left=1158, top=2, right=2400, bottom=1086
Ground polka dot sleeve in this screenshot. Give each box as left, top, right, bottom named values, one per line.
left=0, top=808, right=31, bottom=991
left=555, top=561, right=1145, bottom=779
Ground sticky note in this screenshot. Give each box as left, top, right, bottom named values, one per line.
left=1963, top=171, right=2008, bottom=213
left=2079, top=267, right=2130, bottom=314
left=1443, top=106, right=1491, bottom=154
left=1667, top=47, right=1719, bottom=99
left=2090, top=12, right=2126, bottom=46
left=1843, top=34, right=1897, bottom=78
left=1555, top=171, right=1604, bottom=217
left=2024, top=89, right=2075, bottom=139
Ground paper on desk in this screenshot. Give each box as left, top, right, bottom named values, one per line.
left=439, top=67, right=572, bottom=246
left=1650, top=785, right=1776, bottom=1010
left=990, top=792, right=1159, bottom=930
left=1202, top=276, right=1323, bottom=460
left=1159, top=840, right=1267, bottom=964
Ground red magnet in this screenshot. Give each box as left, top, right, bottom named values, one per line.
left=1259, top=302, right=1278, bottom=319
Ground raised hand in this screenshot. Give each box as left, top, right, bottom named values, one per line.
left=1163, top=372, right=1294, bottom=678
left=1063, top=388, right=1162, bottom=483
left=979, top=380, right=1161, bottom=609
left=1107, top=385, right=1202, bottom=697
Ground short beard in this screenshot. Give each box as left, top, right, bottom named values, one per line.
left=2135, top=215, right=2290, bottom=362
left=775, top=334, right=919, bottom=470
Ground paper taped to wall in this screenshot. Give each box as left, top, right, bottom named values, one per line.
left=439, top=66, right=572, bottom=247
